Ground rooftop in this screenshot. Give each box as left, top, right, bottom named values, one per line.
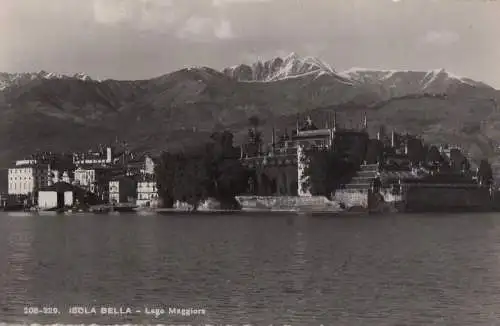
left=40, top=182, right=87, bottom=193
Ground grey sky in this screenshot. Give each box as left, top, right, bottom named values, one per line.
left=1, top=0, right=499, bottom=87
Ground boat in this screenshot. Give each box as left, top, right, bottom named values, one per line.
left=2, top=204, right=25, bottom=212
left=89, top=205, right=110, bottom=213
left=111, top=204, right=137, bottom=212
left=89, top=203, right=138, bottom=214
left=133, top=207, right=158, bottom=215
left=37, top=207, right=70, bottom=214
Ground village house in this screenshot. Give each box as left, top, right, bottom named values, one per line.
left=135, top=155, right=160, bottom=207
left=137, top=178, right=160, bottom=207
left=73, top=165, right=124, bottom=202
left=72, top=147, right=114, bottom=166
left=8, top=159, right=51, bottom=205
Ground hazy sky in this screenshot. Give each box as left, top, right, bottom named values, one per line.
left=2, top=0, right=499, bottom=87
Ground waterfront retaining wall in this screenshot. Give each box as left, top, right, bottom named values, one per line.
left=235, top=195, right=341, bottom=211
left=334, top=189, right=369, bottom=209
left=334, top=185, right=492, bottom=213
left=334, top=189, right=394, bottom=213
left=237, top=185, right=496, bottom=213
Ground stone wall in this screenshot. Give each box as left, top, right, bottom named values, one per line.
left=334, top=185, right=492, bottom=213
left=235, top=195, right=341, bottom=211
left=238, top=185, right=496, bottom=213
left=379, top=189, right=405, bottom=212
left=334, top=189, right=369, bottom=209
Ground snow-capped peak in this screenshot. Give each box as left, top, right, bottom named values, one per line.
left=340, top=67, right=416, bottom=80
left=284, top=52, right=299, bottom=61
left=0, top=71, right=97, bottom=91
left=223, top=52, right=352, bottom=83
left=339, top=66, right=492, bottom=94
left=265, top=52, right=337, bottom=81
left=72, top=72, right=93, bottom=81
left=421, top=68, right=483, bottom=89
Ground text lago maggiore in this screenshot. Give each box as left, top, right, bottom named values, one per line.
left=69, top=306, right=206, bottom=317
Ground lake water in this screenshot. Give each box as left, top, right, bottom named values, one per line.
left=2, top=212, right=500, bottom=325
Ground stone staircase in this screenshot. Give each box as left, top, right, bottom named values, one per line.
left=340, top=164, right=379, bottom=190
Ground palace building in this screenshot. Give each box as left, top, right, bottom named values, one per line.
left=240, top=112, right=369, bottom=197
left=8, top=160, right=50, bottom=197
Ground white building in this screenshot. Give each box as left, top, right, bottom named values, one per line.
left=37, top=182, right=87, bottom=210
left=73, top=167, right=97, bottom=187
left=137, top=181, right=160, bottom=207
left=38, top=190, right=73, bottom=210
left=73, top=147, right=113, bottom=166
left=8, top=160, right=50, bottom=196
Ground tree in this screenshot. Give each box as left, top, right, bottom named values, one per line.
left=155, top=151, right=180, bottom=208
left=205, top=132, right=250, bottom=206
left=167, top=150, right=211, bottom=209
left=210, top=131, right=236, bottom=159
left=477, top=159, right=493, bottom=186
left=449, top=148, right=470, bottom=173
left=407, top=138, right=426, bottom=165
left=365, top=139, right=384, bottom=164
left=302, top=148, right=359, bottom=198
left=248, top=115, right=260, bottom=129
left=156, top=131, right=250, bottom=210
left=426, top=145, right=443, bottom=165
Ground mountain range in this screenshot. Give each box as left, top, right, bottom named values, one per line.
left=1, top=53, right=500, bottom=178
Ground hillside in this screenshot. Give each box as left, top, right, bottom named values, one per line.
left=1, top=53, right=500, bottom=173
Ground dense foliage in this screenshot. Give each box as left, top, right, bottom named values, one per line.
left=478, top=159, right=493, bottom=186
left=449, top=148, right=470, bottom=172
left=407, top=138, right=426, bottom=165
left=302, top=148, right=359, bottom=198
left=426, top=145, right=444, bottom=165
left=365, top=139, right=384, bottom=164
left=155, top=131, right=250, bottom=209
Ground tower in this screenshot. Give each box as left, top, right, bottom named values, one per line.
left=329, top=111, right=337, bottom=148
left=47, top=168, right=53, bottom=186
left=362, top=112, right=367, bottom=130
left=296, top=114, right=300, bottom=134
left=106, top=147, right=112, bottom=164
left=306, top=115, right=313, bottom=126
left=271, top=126, right=276, bottom=155
left=333, top=111, right=337, bottom=132
left=62, top=171, right=70, bottom=183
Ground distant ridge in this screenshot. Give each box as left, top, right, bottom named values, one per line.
left=0, top=71, right=96, bottom=90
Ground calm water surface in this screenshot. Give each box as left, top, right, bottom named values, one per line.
left=1, top=212, right=500, bottom=324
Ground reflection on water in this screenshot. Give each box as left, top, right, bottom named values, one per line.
left=1, top=213, right=500, bottom=324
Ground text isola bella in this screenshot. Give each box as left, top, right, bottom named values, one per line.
left=69, top=306, right=132, bottom=314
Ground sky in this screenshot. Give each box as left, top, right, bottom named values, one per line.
left=1, top=0, right=499, bottom=87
